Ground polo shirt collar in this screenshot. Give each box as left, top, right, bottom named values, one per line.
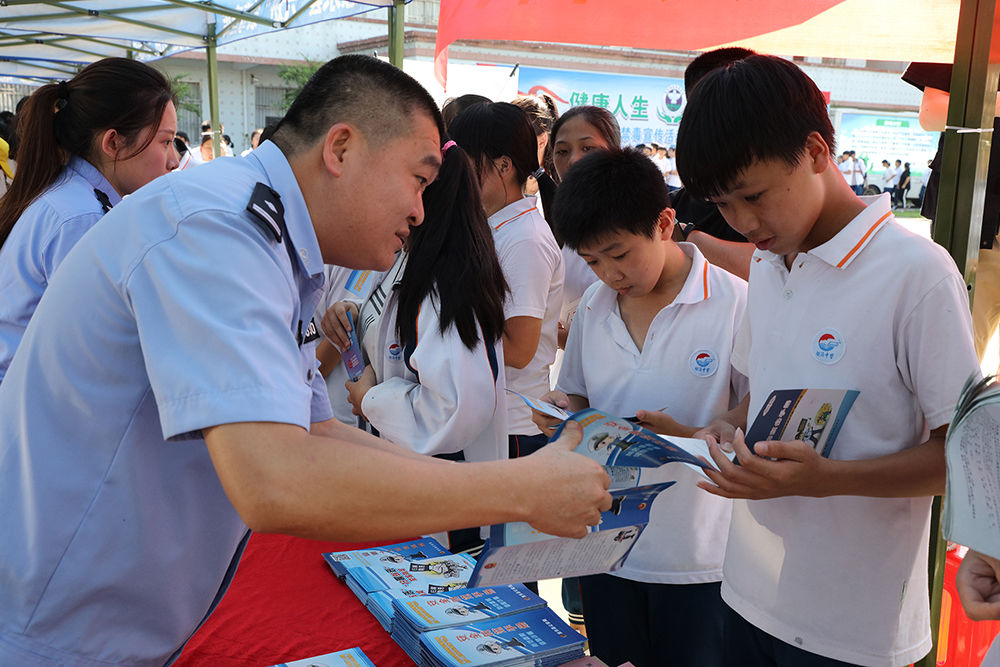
left=488, top=195, right=537, bottom=231
left=754, top=194, right=893, bottom=271
left=68, top=156, right=122, bottom=208
left=248, top=140, right=323, bottom=278
left=587, top=241, right=713, bottom=314
left=672, top=242, right=713, bottom=305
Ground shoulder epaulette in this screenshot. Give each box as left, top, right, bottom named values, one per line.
left=245, top=182, right=284, bottom=243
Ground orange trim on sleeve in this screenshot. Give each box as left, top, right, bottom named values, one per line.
left=493, top=208, right=533, bottom=230
left=836, top=211, right=892, bottom=268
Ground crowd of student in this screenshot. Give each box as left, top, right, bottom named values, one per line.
left=0, top=48, right=996, bottom=667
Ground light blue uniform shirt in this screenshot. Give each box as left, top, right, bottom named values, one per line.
left=0, top=157, right=121, bottom=383
left=0, top=141, right=332, bottom=666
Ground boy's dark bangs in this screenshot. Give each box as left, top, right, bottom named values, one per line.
left=676, top=56, right=833, bottom=201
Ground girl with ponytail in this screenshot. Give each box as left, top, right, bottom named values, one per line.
left=0, top=58, right=177, bottom=382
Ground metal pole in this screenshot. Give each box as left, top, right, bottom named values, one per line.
left=916, top=1, right=999, bottom=665
left=205, top=20, right=222, bottom=159
left=388, top=0, right=404, bottom=68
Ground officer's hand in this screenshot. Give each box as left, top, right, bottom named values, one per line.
left=529, top=390, right=570, bottom=437
left=519, top=421, right=611, bottom=538
left=322, top=301, right=359, bottom=350
left=345, top=364, right=376, bottom=418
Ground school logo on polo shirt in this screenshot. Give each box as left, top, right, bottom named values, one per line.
left=812, top=328, right=845, bottom=365
left=689, top=349, right=718, bottom=377
left=387, top=342, right=402, bottom=361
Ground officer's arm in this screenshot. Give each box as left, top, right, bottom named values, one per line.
left=685, top=231, right=754, bottom=281
left=309, top=417, right=430, bottom=461
left=203, top=420, right=612, bottom=541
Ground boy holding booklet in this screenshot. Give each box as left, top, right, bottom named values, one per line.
left=676, top=55, right=980, bottom=666
left=532, top=147, right=748, bottom=666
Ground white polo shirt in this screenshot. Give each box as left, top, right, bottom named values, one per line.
left=489, top=196, right=564, bottom=435
left=558, top=243, right=747, bottom=583
left=725, top=195, right=979, bottom=666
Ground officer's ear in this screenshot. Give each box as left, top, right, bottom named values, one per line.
left=321, top=122, right=354, bottom=177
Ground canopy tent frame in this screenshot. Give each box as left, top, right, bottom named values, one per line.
left=0, top=0, right=408, bottom=153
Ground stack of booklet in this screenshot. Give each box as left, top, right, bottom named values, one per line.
left=390, top=584, right=546, bottom=663
left=343, top=552, right=478, bottom=631
left=323, top=537, right=449, bottom=581
left=268, top=646, right=375, bottom=666
left=944, top=373, right=1000, bottom=559
left=418, top=607, right=586, bottom=667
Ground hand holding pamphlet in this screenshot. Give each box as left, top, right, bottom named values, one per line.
left=469, top=408, right=731, bottom=587
left=341, top=310, right=365, bottom=382
left=944, top=374, right=1000, bottom=559
left=744, top=388, right=859, bottom=458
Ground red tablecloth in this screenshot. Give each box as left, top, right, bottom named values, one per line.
left=175, top=532, right=414, bottom=666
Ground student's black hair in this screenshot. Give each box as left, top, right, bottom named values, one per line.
left=396, top=140, right=508, bottom=350
left=448, top=102, right=538, bottom=189
left=442, top=94, right=491, bottom=130
left=176, top=130, right=190, bottom=143
left=552, top=147, right=670, bottom=251
left=259, top=123, right=278, bottom=144
left=676, top=55, right=836, bottom=201
left=272, top=55, right=444, bottom=155
left=0, top=57, right=174, bottom=249
left=684, top=47, right=757, bottom=95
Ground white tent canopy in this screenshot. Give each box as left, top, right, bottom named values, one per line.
left=0, top=1, right=407, bottom=141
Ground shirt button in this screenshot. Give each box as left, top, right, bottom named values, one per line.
left=307, top=368, right=314, bottom=381
left=783, top=290, right=793, bottom=300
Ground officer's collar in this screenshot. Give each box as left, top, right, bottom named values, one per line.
left=247, top=140, right=323, bottom=278
left=68, top=156, right=122, bottom=209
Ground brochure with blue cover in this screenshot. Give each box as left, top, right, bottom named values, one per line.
left=341, top=310, right=365, bottom=382
left=269, top=646, right=375, bottom=667
left=346, top=553, right=478, bottom=630
left=391, top=584, right=547, bottom=662
left=468, top=481, right=673, bottom=587
left=419, top=607, right=586, bottom=667
left=744, top=388, right=859, bottom=458
left=322, top=537, right=448, bottom=581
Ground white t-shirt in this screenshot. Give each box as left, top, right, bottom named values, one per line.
left=490, top=196, right=564, bottom=435
left=558, top=243, right=747, bottom=583
left=725, top=195, right=980, bottom=666
left=357, top=252, right=508, bottom=464
left=838, top=159, right=853, bottom=183
left=665, top=157, right=683, bottom=188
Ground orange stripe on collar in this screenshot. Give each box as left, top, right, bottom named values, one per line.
left=494, top=208, right=532, bottom=230
left=836, top=211, right=892, bottom=268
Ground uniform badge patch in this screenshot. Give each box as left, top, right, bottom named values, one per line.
left=689, top=349, right=719, bottom=377
left=387, top=342, right=402, bottom=361
left=812, top=328, right=845, bottom=365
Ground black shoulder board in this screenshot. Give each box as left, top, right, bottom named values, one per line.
left=93, top=188, right=113, bottom=214
left=245, top=182, right=285, bottom=243
left=297, top=318, right=320, bottom=346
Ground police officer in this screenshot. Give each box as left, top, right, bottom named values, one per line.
left=0, top=55, right=611, bottom=666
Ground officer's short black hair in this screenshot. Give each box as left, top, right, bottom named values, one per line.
left=272, top=55, right=443, bottom=154
left=676, top=55, right=835, bottom=201
left=552, top=147, right=670, bottom=251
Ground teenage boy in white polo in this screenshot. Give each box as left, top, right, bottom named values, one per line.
left=676, top=55, right=979, bottom=667
left=532, top=147, right=747, bottom=667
